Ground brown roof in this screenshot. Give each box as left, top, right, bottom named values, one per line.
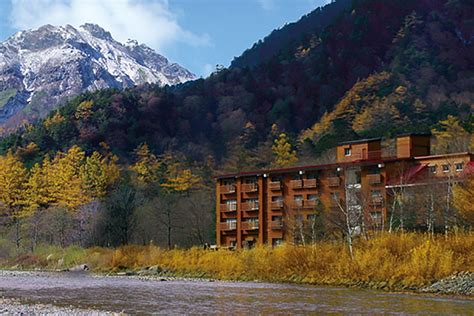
left=215, top=155, right=409, bottom=179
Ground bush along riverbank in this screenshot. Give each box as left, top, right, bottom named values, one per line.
left=1, top=233, right=473, bottom=295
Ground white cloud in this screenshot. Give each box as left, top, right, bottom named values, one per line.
left=9, top=0, right=211, bottom=52
left=202, top=63, right=214, bottom=78
left=257, top=0, right=276, bottom=11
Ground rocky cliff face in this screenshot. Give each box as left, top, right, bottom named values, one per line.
left=0, top=23, right=195, bottom=130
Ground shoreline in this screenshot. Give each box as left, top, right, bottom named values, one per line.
left=0, top=297, right=116, bottom=315
left=1, top=269, right=473, bottom=314
left=1, top=268, right=473, bottom=298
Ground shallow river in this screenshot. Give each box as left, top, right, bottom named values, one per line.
left=1, top=271, right=473, bottom=314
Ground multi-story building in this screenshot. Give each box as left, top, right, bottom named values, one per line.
left=216, top=134, right=473, bottom=249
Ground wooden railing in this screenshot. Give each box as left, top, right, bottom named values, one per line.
left=241, top=202, right=259, bottom=211
left=303, top=178, right=317, bottom=188
left=219, top=222, right=236, bottom=231
left=304, top=199, right=318, bottom=208
left=220, top=204, right=237, bottom=212
left=241, top=221, right=259, bottom=230
left=242, top=183, right=258, bottom=192
left=327, top=177, right=340, bottom=187
left=367, top=174, right=382, bottom=185
left=370, top=196, right=384, bottom=206
left=271, top=200, right=284, bottom=209
left=270, top=220, right=283, bottom=230
left=269, top=181, right=282, bottom=190
left=293, top=200, right=303, bottom=208
left=292, top=200, right=318, bottom=208
left=221, top=185, right=236, bottom=194
left=290, top=180, right=303, bottom=189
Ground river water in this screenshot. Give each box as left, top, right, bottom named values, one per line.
left=0, top=271, right=473, bottom=314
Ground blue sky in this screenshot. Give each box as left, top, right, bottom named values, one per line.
left=0, top=0, right=331, bottom=77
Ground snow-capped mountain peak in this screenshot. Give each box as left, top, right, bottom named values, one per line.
left=0, top=23, right=196, bottom=130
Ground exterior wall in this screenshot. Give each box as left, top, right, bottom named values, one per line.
left=396, top=135, right=430, bottom=158
left=415, top=154, right=472, bottom=179
left=337, top=140, right=381, bottom=163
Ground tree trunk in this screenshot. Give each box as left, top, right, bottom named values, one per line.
left=15, top=218, right=21, bottom=252
left=167, top=209, right=172, bottom=250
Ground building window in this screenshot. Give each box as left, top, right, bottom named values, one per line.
left=442, top=164, right=450, bottom=173
left=344, top=147, right=351, bottom=156
left=455, top=163, right=464, bottom=172
left=226, top=199, right=237, bottom=211
left=307, top=194, right=318, bottom=201
left=243, top=177, right=257, bottom=184
left=272, top=196, right=283, bottom=202
left=247, top=198, right=259, bottom=209
left=223, top=179, right=235, bottom=185
left=370, top=212, right=382, bottom=223
left=226, top=219, right=237, bottom=229
left=371, top=190, right=382, bottom=198
left=272, top=238, right=283, bottom=247
left=428, top=165, right=437, bottom=173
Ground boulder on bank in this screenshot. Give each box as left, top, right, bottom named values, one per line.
left=68, top=264, right=90, bottom=272
left=421, top=272, right=474, bottom=295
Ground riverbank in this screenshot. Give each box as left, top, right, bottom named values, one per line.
left=1, top=233, right=473, bottom=295
left=2, top=270, right=473, bottom=314
left=0, top=297, right=116, bottom=315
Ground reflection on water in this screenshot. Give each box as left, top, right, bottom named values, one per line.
left=0, top=271, right=473, bottom=314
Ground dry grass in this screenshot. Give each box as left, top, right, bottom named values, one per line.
left=2, top=233, right=474, bottom=289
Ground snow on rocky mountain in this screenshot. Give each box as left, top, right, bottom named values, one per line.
left=0, top=23, right=196, bottom=130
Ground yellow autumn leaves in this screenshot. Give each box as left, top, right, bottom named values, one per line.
left=0, top=145, right=120, bottom=220
left=0, top=141, right=203, bottom=223
left=130, top=143, right=201, bottom=192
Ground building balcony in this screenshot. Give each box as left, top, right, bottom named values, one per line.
left=241, top=221, right=259, bottom=230
left=270, top=220, right=283, bottom=230
left=221, top=185, right=236, bottom=194
left=303, top=178, right=317, bottom=188
left=293, top=200, right=303, bottom=208
left=220, top=222, right=237, bottom=231
left=242, top=183, right=258, bottom=192
left=220, top=204, right=237, bottom=212
left=304, top=199, right=318, bottom=208
left=269, top=181, right=282, bottom=190
left=367, top=174, right=382, bottom=185
left=290, top=180, right=303, bottom=189
left=327, top=177, right=340, bottom=187
left=271, top=200, right=284, bottom=209
left=241, top=202, right=259, bottom=212
left=292, top=200, right=318, bottom=209
left=370, top=196, right=384, bottom=206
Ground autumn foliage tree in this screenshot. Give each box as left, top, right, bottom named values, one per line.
left=272, top=132, right=298, bottom=167
left=0, top=151, right=28, bottom=249
left=432, top=116, right=472, bottom=154
left=453, top=174, right=474, bottom=226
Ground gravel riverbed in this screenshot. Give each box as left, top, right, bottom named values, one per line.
left=0, top=298, right=117, bottom=315
left=421, top=271, right=474, bottom=296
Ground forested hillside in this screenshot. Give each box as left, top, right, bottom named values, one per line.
left=3, top=0, right=472, bottom=167
left=0, top=0, right=473, bottom=250
left=231, top=0, right=352, bottom=68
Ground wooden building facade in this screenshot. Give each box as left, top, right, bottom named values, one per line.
left=216, top=134, right=473, bottom=249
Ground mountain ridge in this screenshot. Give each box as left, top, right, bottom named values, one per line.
left=0, top=0, right=472, bottom=172
left=0, top=23, right=195, bottom=132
